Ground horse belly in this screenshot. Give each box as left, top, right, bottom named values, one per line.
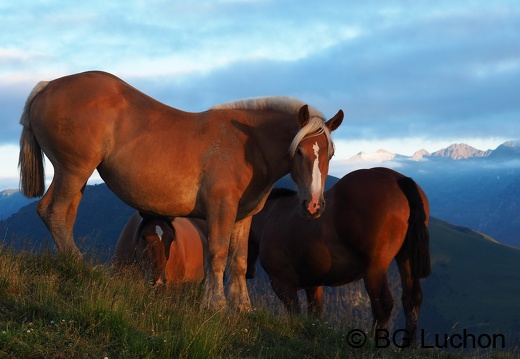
left=99, top=156, right=201, bottom=217
left=109, top=176, right=198, bottom=216
left=300, top=246, right=363, bottom=287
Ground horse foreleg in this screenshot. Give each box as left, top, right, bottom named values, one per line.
left=363, top=268, right=394, bottom=334
left=201, top=205, right=236, bottom=311
left=305, top=286, right=324, bottom=319
left=270, top=278, right=300, bottom=315
left=227, top=216, right=253, bottom=312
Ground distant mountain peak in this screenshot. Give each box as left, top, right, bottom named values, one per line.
left=349, top=149, right=396, bottom=162
left=500, top=140, right=520, bottom=150
left=488, top=139, right=520, bottom=159
left=431, top=143, right=490, bottom=160
left=411, top=149, right=430, bottom=161
left=1, top=189, right=19, bottom=197
left=342, top=140, right=520, bottom=165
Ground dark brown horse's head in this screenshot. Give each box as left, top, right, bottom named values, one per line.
left=138, top=215, right=175, bottom=286
left=290, top=105, right=343, bottom=218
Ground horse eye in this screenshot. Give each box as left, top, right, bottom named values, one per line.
left=296, top=148, right=303, bottom=156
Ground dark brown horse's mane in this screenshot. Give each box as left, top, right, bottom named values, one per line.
left=268, top=188, right=298, bottom=200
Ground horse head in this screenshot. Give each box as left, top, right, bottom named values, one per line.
left=139, top=215, right=176, bottom=286
left=290, top=105, right=343, bottom=218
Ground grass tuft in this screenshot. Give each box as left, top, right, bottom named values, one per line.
left=0, top=246, right=516, bottom=358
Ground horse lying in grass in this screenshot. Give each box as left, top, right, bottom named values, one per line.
left=114, top=212, right=205, bottom=286
left=18, top=70, right=343, bottom=310
left=247, top=167, right=431, bottom=343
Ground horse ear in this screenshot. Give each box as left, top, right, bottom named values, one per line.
left=298, top=105, right=310, bottom=128
left=325, top=109, right=343, bottom=132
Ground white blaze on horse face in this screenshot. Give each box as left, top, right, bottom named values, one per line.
left=155, top=225, right=164, bottom=241
left=308, top=141, right=322, bottom=214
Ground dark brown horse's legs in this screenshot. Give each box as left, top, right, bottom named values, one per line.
left=396, top=249, right=424, bottom=345
left=403, top=281, right=422, bottom=344
left=270, top=278, right=300, bottom=315
left=364, top=269, right=394, bottom=333
left=400, top=277, right=423, bottom=344
left=305, top=286, right=324, bottom=318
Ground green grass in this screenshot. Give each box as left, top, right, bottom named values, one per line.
left=0, top=245, right=516, bottom=358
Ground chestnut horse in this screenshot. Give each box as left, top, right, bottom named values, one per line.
left=247, top=167, right=430, bottom=342
left=114, top=212, right=205, bottom=286
left=18, top=71, right=343, bottom=310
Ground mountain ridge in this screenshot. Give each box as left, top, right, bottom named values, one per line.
left=345, top=139, right=519, bottom=163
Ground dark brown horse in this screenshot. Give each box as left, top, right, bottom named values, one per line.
left=247, top=167, right=430, bottom=342
left=114, top=212, right=205, bottom=286
left=18, top=71, right=343, bottom=310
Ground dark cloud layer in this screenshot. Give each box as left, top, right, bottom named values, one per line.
left=1, top=1, right=519, bottom=147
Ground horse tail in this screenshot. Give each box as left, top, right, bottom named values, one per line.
left=397, top=176, right=431, bottom=279
left=18, top=81, right=49, bottom=198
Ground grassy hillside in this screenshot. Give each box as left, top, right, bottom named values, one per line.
left=2, top=247, right=518, bottom=358
left=247, top=217, right=520, bottom=351
left=422, top=218, right=520, bottom=339
left=2, top=181, right=520, bottom=356
left=0, top=247, right=483, bottom=359
left=1, top=221, right=519, bottom=357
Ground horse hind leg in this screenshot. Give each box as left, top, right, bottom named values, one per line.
left=36, top=171, right=88, bottom=257
left=363, top=267, right=394, bottom=334
left=396, top=254, right=423, bottom=345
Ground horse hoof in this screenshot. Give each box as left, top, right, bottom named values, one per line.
left=201, top=297, right=227, bottom=312
left=229, top=299, right=252, bottom=313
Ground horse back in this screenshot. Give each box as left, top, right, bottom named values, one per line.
left=332, top=168, right=427, bottom=255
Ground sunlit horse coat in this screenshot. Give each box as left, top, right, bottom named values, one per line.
left=18, top=71, right=343, bottom=310
left=114, top=212, right=205, bottom=286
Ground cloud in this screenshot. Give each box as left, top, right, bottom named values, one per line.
left=0, top=0, right=519, bottom=185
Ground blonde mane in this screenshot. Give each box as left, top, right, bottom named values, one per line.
left=211, top=96, right=324, bottom=118
left=288, top=117, right=334, bottom=158
left=211, top=96, right=333, bottom=157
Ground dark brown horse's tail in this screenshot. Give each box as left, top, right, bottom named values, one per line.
left=398, top=176, right=431, bottom=279
left=18, top=81, right=49, bottom=198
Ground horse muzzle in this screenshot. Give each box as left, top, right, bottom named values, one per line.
left=302, top=198, right=325, bottom=218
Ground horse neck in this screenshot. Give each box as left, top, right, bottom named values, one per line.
left=253, top=114, right=300, bottom=182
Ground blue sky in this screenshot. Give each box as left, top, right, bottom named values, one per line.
left=1, top=0, right=519, bottom=189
